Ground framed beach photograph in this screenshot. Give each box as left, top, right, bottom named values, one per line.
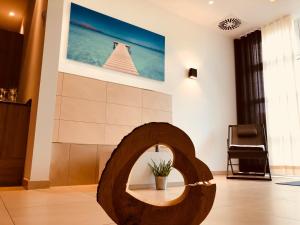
left=67, top=3, right=165, bottom=81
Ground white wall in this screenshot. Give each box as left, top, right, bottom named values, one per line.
left=28, top=0, right=64, bottom=181
left=59, top=0, right=236, bottom=171
left=31, top=0, right=236, bottom=182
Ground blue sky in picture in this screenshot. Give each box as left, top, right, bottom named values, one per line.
left=70, top=3, right=165, bottom=53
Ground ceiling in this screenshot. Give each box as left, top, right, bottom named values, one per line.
left=146, top=0, right=300, bottom=38
left=1, top=0, right=299, bottom=37
left=0, top=0, right=29, bottom=33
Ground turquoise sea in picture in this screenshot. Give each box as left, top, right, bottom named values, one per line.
left=67, top=3, right=165, bottom=81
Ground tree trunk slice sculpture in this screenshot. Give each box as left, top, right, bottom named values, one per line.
left=97, top=122, right=216, bottom=225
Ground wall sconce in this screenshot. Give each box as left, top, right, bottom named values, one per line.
left=188, top=68, right=197, bottom=79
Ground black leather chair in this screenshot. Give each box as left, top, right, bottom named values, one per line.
left=227, top=124, right=272, bottom=181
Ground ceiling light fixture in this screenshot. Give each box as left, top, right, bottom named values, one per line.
left=9, top=11, right=15, bottom=17
left=208, top=1, right=214, bottom=5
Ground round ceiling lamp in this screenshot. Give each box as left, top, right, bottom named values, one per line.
left=218, top=17, right=242, bottom=31
left=8, top=11, right=16, bottom=17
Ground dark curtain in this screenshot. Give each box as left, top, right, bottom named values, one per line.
left=234, top=30, right=267, bottom=173
left=234, top=30, right=266, bottom=126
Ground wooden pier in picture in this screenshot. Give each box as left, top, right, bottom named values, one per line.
left=103, top=42, right=139, bottom=75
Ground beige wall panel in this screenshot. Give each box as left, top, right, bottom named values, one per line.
left=56, top=72, right=64, bottom=95
left=142, top=90, right=172, bottom=111
left=52, top=120, right=59, bottom=142
left=62, top=73, right=106, bottom=102
left=141, top=145, right=171, bottom=153
left=107, top=82, right=142, bottom=107
left=142, top=108, right=172, bottom=124
left=105, top=125, right=134, bottom=145
left=54, top=96, right=61, bottom=120
left=69, top=144, right=98, bottom=185
left=49, top=73, right=175, bottom=186
left=49, top=143, right=70, bottom=186
left=106, top=103, right=141, bottom=126
left=98, top=145, right=116, bottom=180
left=59, top=120, right=105, bottom=144
left=95, top=145, right=100, bottom=183
left=60, top=97, right=106, bottom=123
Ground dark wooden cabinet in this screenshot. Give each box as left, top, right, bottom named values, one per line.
left=0, top=101, right=30, bottom=186
left=0, top=29, right=24, bottom=88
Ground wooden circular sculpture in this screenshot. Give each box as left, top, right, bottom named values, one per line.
left=97, top=122, right=216, bottom=225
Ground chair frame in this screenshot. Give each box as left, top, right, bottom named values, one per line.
left=226, top=124, right=272, bottom=181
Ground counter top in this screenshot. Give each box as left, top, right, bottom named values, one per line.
left=0, top=100, right=31, bottom=106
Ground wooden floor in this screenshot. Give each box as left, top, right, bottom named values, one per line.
left=103, top=42, right=139, bottom=75
left=0, top=176, right=299, bottom=225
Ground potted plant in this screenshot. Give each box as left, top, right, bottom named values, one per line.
left=148, top=159, right=172, bottom=190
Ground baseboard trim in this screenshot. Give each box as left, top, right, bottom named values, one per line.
left=128, top=181, right=184, bottom=190
left=212, top=171, right=227, bottom=175
left=271, top=166, right=300, bottom=169
left=23, top=178, right=50, bottom=190
left=270, top=166, right=300, bottom=176
left=128, top=172, right=227, bottom=190
left=23, top=172, right=226, bottom=190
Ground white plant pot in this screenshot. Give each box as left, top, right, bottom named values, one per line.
left=155, top=176, right=167, bottom=190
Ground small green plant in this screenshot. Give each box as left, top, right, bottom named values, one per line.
left=148, top=159, right=172, bottom=177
